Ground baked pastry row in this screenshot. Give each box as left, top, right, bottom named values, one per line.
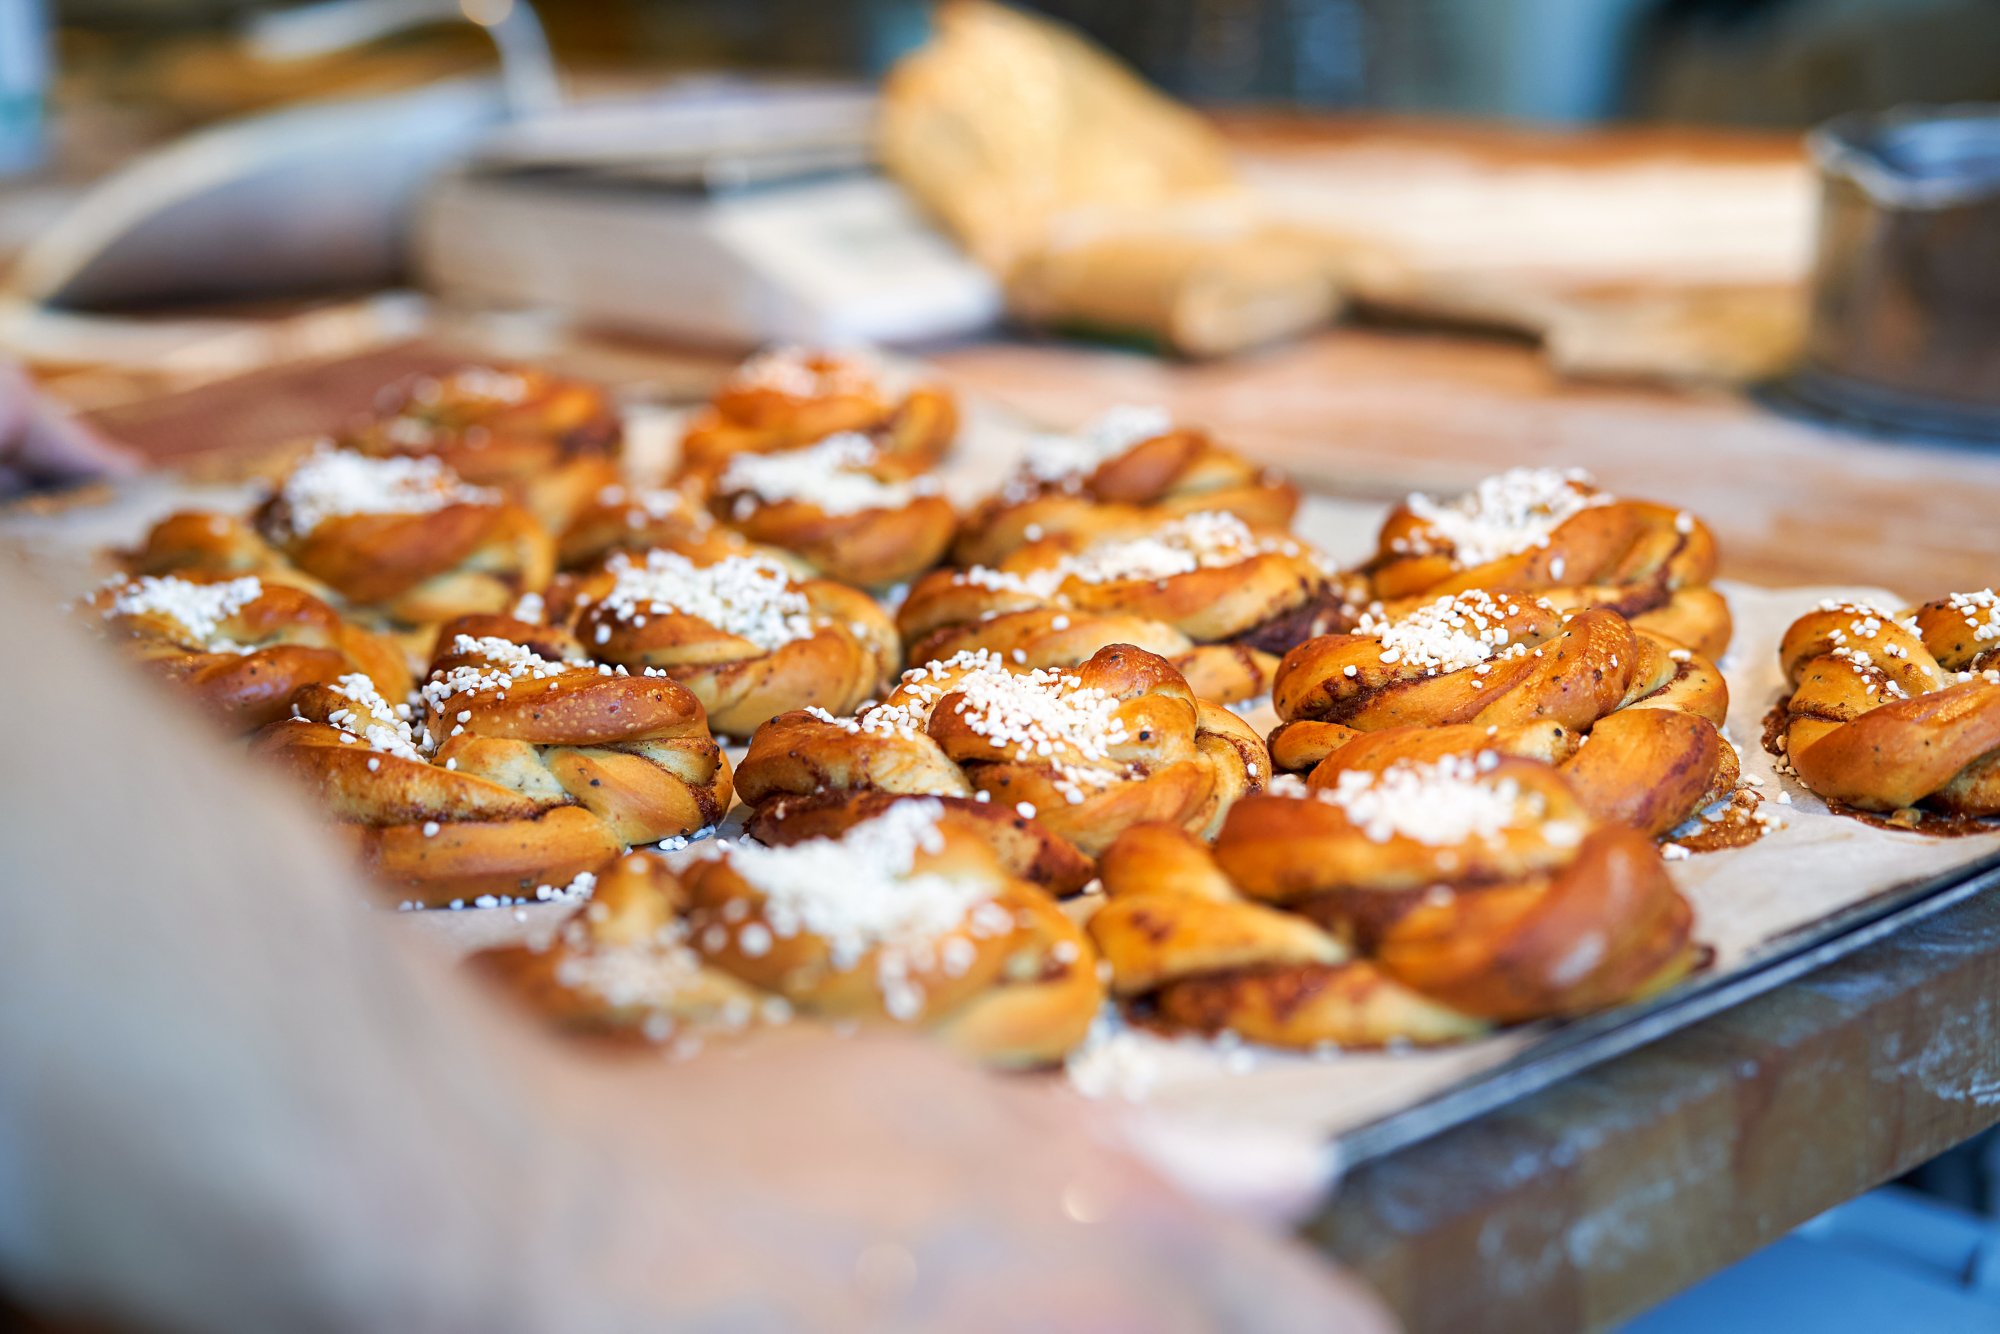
left=121, top=351, right=1733, bottom=715
left=85, top=350, right=1894, bottom=1069
left=476, top=745, right=1699, bottom=1060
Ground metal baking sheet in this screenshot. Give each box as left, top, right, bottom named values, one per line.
left=1335, top=847, right=2000, bottom=1167
left=11, top=376, right=2000, bottom=1208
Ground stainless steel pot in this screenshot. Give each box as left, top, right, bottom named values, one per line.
left=1789, top=105, right=2000, bottom=440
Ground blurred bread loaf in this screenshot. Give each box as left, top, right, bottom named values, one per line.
left=878, top=0, right=1337, bottom=357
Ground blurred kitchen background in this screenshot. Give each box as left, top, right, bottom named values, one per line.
left=30, top=0, right=2000, bottom=128
left=3, top=0, right=1998, bottom=424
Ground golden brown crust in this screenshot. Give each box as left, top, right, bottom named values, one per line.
left=953, top=425, right=1299, bottom=567
left=1776, top=595, right=2000, bottom=816
left=471, top=852, right=769, bottom=1038
left=558, top=554, right=898, bottom=738
left=1268, top=601, right=1737, bottom=837
left=351, top=805, right=623, bottom=907
left=737, top=709, right=975, bottom=806
left=122, top=510, right=335, bottom=600
left=1554, top=707, right=1738, bottom=836
left=735, top=643, right=1270, bottom=885
left=253, top=715, right=623, bottom=905
left=929, top=888, right=1105, bottom=1066
left=1367, top=827, right=1695, bottom=1021
left=262, top=495, right=555, bottom=627
left=346, top=365, right=623, bottom=531
left=250, top=616, right=734, bottom=903
left=85, top=572, right=412, bottom=734
left=1165, top=758, right=1702, bottom=1028
left=677, top=351, right=957, bottom=476
left=680, top=813, right=1102, bottom=1066
left=427, top=612, right=583, bottom=665
left=1096, top=840, right=1346, bottom=991
left=715, top=486, right=956, bottom=590
left=898, top=516, right=1336, bottom=705
left=1091, top=823, right=1482, bottom=1048
left=1219, top=759, right=1590, bottom=908
left=951, top=494, right=1154, bottom=571
left=908, top=605, right=1279, bottom=708
left=745, top=791, right=1096, bottom=895
left=1368, top=478, right=1730, bottom=658
left=556, top=482, right=774, bottom=572
left=1151, top=960, right=1490, bottom=1049
left=421, top=626, right=734, bottom=845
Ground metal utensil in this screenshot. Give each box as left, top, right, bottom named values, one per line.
left=1785, top=105, right=2000, bottom=441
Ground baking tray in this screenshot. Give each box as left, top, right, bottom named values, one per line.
left=1335, top=846, right=2000, bottom=1167
left=9, top=387, right=2000, bottom=1205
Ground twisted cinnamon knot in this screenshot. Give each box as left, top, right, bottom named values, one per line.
left=346, top=365, right=622, bottom=531
left=258, top=447, right=554, bottom=626
left=252, top=672, right=621, bottom=906
left=736, top=643, right=1269, bottom=891
left=1269, top=592, right=1737, bottom=837
left=472, top=852, right=771, bottom=1042
left=681, top=800, right=1103, bottom=1066
left=706, top=432, right=957, bottom=588
left=1366, top=467, right=1731, bottom=658
left=1091, top=824, right=1486, bottom=1048
left=556, top=549, right=897, bottom=736
left=422, top=618, right=733, bottom=843
left=1775, top=591, right=2000, bottom=818
left=954, top=406, right=1299, bottom=566
left=556, top=481, right=771, bottom=571
left=678, top=347, right=957, bottom=476
left=899, top=510, right=1357, bottom=705
left=253, top=618, right=732, bottom=904
left=84, top=572, right=411, bottom=732
left=1093, top=754, right=1698, bottom=1042
left=123, top=510, right=336, bottom=600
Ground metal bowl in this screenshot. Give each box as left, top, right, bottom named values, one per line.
left=1786, top=105, right=2000, bottom=441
